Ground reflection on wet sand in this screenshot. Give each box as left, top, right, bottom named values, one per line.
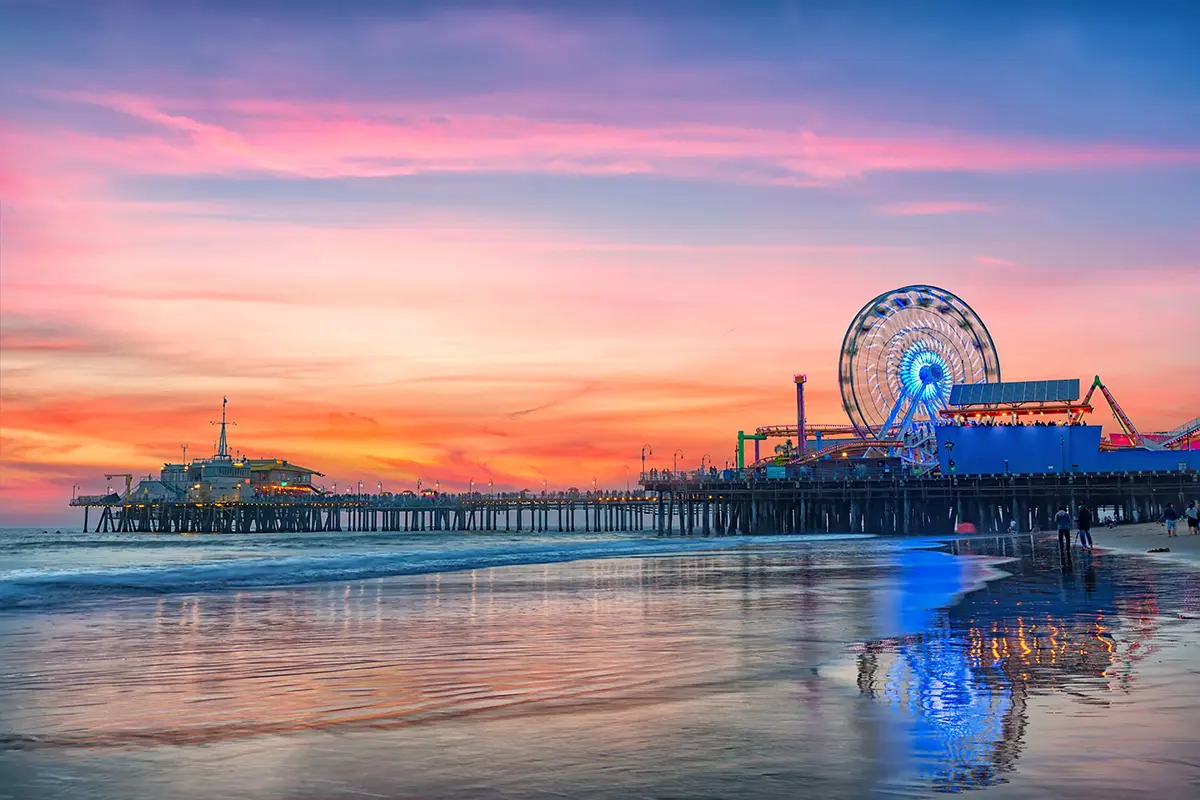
left=1, top=536, right=1197, bottom=799
left=857, top=536, right=1197, bottom=794
left=2, top=552, right=894, bottom=749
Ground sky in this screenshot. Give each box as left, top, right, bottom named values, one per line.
left=1, top=1, right=1198, bottom=523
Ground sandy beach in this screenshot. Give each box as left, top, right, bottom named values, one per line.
left=1089, top=521, right=1200, bottom=566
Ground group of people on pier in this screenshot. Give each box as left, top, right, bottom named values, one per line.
left=965, top=418, right=1086, bottom=427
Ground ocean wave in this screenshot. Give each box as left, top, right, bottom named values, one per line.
left=0, top=533, right=875, bottom=611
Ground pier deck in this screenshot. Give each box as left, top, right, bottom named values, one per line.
left=644, top=470, right=1198, bottom=535
left=70, top=470, right=1199, bottom=536
left=70, top=495, right=659, bottom=535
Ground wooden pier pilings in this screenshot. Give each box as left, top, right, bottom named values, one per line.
left=644, top=471, right=1199, bottom=536
left=71, top=495, right=661, bottom=535
left=71, top=471, right=1198, bottom=536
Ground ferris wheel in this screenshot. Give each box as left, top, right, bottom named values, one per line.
left=838, top=285, right=1000, bottom=443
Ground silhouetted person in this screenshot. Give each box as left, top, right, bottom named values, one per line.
left=1077, top=505, right=1094, bottom=550
left=1055, top=506, right=1072, bottom=552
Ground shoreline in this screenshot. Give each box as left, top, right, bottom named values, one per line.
left=1038, top=521, right=1200, bottom=567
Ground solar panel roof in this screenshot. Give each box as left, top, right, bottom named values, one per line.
left=948, top=379, right=1079, bottom=406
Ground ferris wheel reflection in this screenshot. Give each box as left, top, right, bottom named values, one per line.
left=855, top=545, right=1147, bottom=793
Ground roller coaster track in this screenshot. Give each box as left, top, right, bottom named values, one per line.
left=750, top=438, right=903, bottom=468
left=1159, top=416, right=1200, bottom=449
left=755, top=423, right=859, bottom=437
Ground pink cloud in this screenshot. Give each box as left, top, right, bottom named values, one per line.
left=31, top=92, right=1200, bottom=186
left=879, top=201, right=993, bottom=216
left=4, top=81, right=1200, bottom=522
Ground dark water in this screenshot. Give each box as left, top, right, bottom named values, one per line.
left=0, top=528, right=1197, bottom=799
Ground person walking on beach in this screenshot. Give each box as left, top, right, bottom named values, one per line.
left=1185, top=501, right=1199, bottom=535
left=1163, top=503, right=1179, bottom=537
left=1077, top=505, right=1094, bottom=551
left=1055, top=506, right=1072, bottom=551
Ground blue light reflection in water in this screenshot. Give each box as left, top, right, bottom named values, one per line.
left=854, top=539, right=1196, bottom=796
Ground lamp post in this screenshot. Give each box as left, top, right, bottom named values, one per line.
left=592, top=477, right=597, bottom=495
left=357, top=480, right=362, bottom=498
left=489, top=478, right=494, bottom=498
left=333, top=480, right=337, bottom=495
left=624, top=465, right=630, bottom=492
left=701, top=453, right=711, bottom=471
left=377, top=480, right=383, bottom=496
left=469, top=478, right=474, bottom=496
left=435, top=479, right=440, bottom=496
left=641, top=444, right=652, bottom=479
left=416, top=478, right=421, bottom=496
left=673, top=449, right=684, bottom=475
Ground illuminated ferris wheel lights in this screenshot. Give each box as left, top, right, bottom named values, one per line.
left=839, top=285, right=1001, bottom=446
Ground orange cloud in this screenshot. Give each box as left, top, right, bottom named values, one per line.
left=3, top=79, right=1199, bottom=524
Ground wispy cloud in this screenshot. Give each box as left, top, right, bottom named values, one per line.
left=4, top=5, right=1200, bottom=522
left=879, top=201, right=994, bottom=216
left=26, top=92, right=1200, bottom=188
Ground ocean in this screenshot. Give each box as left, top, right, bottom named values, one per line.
left=1, top=527, right=1197, bottom=799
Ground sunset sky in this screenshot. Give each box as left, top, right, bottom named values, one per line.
left=2, top=2, right=1198, bottom=523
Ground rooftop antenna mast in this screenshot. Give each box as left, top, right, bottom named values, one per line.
left=182, top=444, right=188, bottom=464
left=211, top=397, right=236, bottom=457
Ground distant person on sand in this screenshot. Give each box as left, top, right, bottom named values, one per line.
left=1077, top=505, right=1094, bottom=550
left=1185, top=501, right=1199, bottom=535
left=1055, top=506, right=1072, bottom=551
left=1163, top=503, right=1179, bottom=537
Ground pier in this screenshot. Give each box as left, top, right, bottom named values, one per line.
left=70, top=493, right=660, bottom=535
left=71, top=470, right=1198, bottom=536
left=643, top=470, right=1199, bottom=536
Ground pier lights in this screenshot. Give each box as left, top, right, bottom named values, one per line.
left=592, top=477, right=597, bottom=494
left=488, top=479, right=494, bottom=498
left=469, top=478, right=474, bottom=495
left=673, top=449, right=684, bottom=474
left=435, top=479, right=440, bottom=495
left=377, top=481, right=383, bottom=495
left=542, top=477, right=547, bottom=496
left=641, top=444, right=653, bottom=478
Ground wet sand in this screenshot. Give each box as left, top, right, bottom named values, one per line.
left=2, top=532, right=1199, bottom=799
left=1090, top=521, right=1200, bottom=566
